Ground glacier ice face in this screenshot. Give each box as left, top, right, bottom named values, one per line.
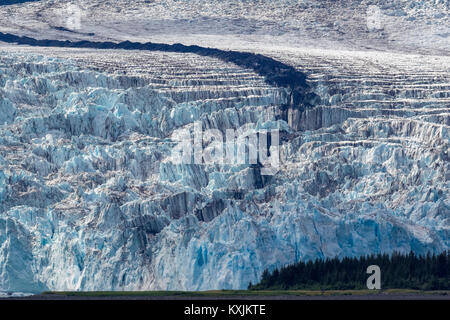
left=0, top=46, right=449, bottom=292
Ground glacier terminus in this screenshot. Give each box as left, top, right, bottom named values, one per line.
left=0, top=0, right=449, bottom=293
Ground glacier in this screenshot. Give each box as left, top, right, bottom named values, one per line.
left=0, top=46, right=448, bottom=292
left=0, top=0, right=449, bottom=292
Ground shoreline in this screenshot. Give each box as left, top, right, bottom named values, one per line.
left=1, top=290, right=449, bottom=300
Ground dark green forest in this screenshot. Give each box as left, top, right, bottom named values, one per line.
left=249, top=251, right=449, bottom=290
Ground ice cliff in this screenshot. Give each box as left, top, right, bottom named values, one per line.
left=0, top=46, right=448, bottom=292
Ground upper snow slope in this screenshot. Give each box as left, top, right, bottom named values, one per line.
left=0, top=0, right=448, bottom=54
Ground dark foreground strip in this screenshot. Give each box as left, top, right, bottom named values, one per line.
left=0, top=299, right=447, bottom=319
left=0, top=31, right=319, bottom=108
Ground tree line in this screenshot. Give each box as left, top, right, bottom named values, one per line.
left=249, top=251, right=449, bottom=290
